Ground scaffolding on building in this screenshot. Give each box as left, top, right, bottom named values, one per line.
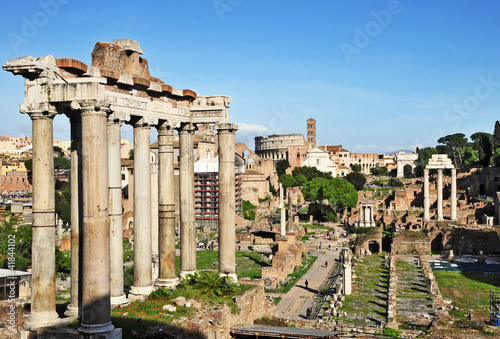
left=194, top=171, right=243, bottom=230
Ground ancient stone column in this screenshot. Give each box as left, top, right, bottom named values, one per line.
left=157, top=122, right=178, bottom=287
left=437, top=168, right=443, bottom=221
left=23, top=104, right=61, bottom=331
left=342, top=248, right=352, bottom=295
left=65, top=114, right=83, bottom=318
left=423, top=167, right=430, bottom=221
left=108, top=115, right=128, bottom=306
left=451, top=168, right=457, bottom=221
left=279, top=183, right=286, bottom=237
left=76, top=101, right=114, bottom=335
left=129, top=118, right=154, bottom=299
left=178, top=123, right=197, bottom=278
left=215, top=123, right=238, bottom=281
left=151, top=152, right=159, bottom=281
left=287, top=190, right=293, bottom=232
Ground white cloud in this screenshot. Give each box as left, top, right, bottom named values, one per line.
left=235, top=123, right=269, bottom=135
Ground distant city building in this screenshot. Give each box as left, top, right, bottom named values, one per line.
left=194, top=155, right=244, bottom=228
left=254, top=133, right=306, bottom=161
left=306, top=118, right=316, bottom=149
left=301, top=146, right=337, bottom=177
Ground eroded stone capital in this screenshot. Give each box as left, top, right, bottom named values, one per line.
left=214, top=122, right=238, bottom=133
left=107, top=111, right=130, bottom=125
left=156, top=120, right=178, bottom=133
left=176, top=122, right=197, bottom=134
left=131, top=116, right=158, bottom=128
left=20, top=102, right=58, bottom=119
left=70, top=99, right=111, bottom=116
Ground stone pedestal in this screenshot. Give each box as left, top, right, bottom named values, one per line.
left=129, top=119, right=154, bottom=299
left=215, top=123, right=238, bottom=281
left=157, top=122, right=179, bottom=288
left=178, top=123, right=197, bottom=278
left=24, top=106, right=61, bottom=331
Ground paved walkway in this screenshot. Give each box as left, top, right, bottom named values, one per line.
left=275, top=223, right=351, bottom=320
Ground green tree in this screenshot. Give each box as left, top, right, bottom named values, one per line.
left=470, top=132, right=493, bottom=167
left=437, top=133, right=469, bottom=168
left=53, top=146, right=63, bottom=157
left=243, top=200, right=257, bottom=220
left=275, top=159, right=290, bottom=177
left=350, top=164, right=362, bottom=173
left=128, top=149, right=134, bottom=160
left=278, top=174, right=296, bottom=188
left=292, top=166, right=332, bottom=181
left=294, top=174, right=307, bottom=186
left=55, top=247, right=71, bottom=273
left=54, top=157, right=71, bottom=169
left=417, top=147, right=438, bottom=166
left=494, top=120, right=500, bottom=150
left=345, top=171, right=366, bottom=190
left=370, top=166, right=387, bottom=176
left=389, top=177, right=403, bottom=187
left=302, top=177, right=357, bottom=213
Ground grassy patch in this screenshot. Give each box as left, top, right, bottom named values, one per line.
left=173, top=251, right=271, bottom=279
left=434, top=271, right=500, bottom=320
left=301, top=223, right=331, bottom=230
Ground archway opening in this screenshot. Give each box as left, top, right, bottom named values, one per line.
left=368, top=241, right=380, bottom=253
left=431, top=233, right=444, bottom=254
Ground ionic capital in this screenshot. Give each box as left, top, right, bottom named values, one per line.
left=108, top=112, right=130, bottom=125
left=131, top=116, right=158, bottom=128
left=214, top=123, right=238, bottom=133
left=177, top=122, right=197, bottom=134
left=20, top=102, right=58, bottom=119
left=156, top=120, right=178, bottom=133
left=70, top=100, right=110, bottom=116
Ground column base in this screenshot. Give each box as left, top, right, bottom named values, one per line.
left=78, top=321, right=117, bottom=336
left=220, top=273, right=238, bottom=283
left=111, top=294, right=129, bottom=307
left=24, top=310, right=62, bottom=332
left=179, top=270, right=197, bottom=280
left=156, top=277, right=180, bottom=288
left=128, top=285, right=154, bottom=302
left=64, top=303, right=80, bottom=318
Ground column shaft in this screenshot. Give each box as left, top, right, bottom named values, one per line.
left=25, top=111, right=60, bottom=330
left=287, top=191, right=293, bottom=232
left=215, top=123, right=238, bottom=280
left=108, top=118, right=127, bottom=305
left=65, top=115, right=83, bottom=317
left=179, top=123, right=196, bottom=277
left=78, top=104, right=114, bottom=334
left=451, top=168, right=457, bottom=220
left=157, top=123, right=178, bottom=286
left=423, top=168, right=429, bottom=221
left=279, top=183, right=286, bottom=237
left=130, top=122, right=153, bottom=297
left=437, top=168, right=443, bottom=221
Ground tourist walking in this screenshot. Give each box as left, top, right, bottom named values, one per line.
left=305, top=279, right=309, bottom=289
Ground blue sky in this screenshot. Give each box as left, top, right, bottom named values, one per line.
left=1, top=0, right=500, bottom=153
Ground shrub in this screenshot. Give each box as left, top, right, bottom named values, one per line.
left=149, top=287, right=172, bottom=300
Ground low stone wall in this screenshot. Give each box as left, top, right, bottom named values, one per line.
left=419, top=254, right=449, bottom=318
left=174, top=285, right=277, bottom=339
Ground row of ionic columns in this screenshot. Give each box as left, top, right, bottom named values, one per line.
left=423, top=167, right=457, bottom=221
left=24, top=100, right=238, bottom=335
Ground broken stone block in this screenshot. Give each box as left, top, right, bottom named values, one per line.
left=162, top=304, right=177, bottom=312
left=174, top=296, right=187, bottom=306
